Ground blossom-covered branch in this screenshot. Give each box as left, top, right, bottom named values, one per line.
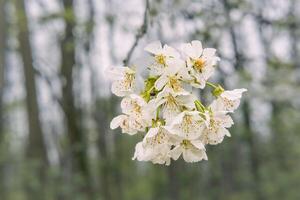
left=108, top=40, right=247, bottom=165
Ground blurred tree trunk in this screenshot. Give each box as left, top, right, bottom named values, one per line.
left=59, top=0, right=92, bottom=196
left=242, top=101, right=263, bottom=199
left=0, top=0, right=6, bottom=140
left=101, top=1, right=124, bottom=198
left=289, top=0, right=299, bottom=68
left=268, top=0, right=300, bottom=171
left=16, top=0, right=48, bottom=165
left=85, top=1, right=115, bottom=198
left=0, top=0, right=7, bottom=198
left=221, top=0, right=263, bottom=199
left=94, top=99, right=114, bottom=200
left=15, top=0, right=48, bottom=198
left=255, top=1, right=295, bottom=172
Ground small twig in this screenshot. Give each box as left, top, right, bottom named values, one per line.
left=123, top=0, right=149, bottom=66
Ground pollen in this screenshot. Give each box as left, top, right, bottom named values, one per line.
left=193, top=58, right=206, bottom=72
left=155, top=54, right=166, bottom=65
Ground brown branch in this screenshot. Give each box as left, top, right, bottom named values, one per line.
left=123, top=0, right=149, bottom=66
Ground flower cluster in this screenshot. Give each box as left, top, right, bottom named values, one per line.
left=108, top=40, right=247, bottom=165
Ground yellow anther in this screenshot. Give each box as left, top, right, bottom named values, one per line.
left=169, top=77, right=181, bottom=92
left=155, top=54, right=166, bottom=65
left=193, top=58, right=206, bottom=72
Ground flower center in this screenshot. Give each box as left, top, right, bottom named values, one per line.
left=124, top=73, right=135, bottom=89
left=155, top=54, right=166, bottom=65
left=168, top=77, right=182, bottom=92
left=222, top=97, right=235, bottom=109
left=193, top=58, right=206, bottom=72
left=208, top=118, right=220, bottom=133
left=166, top=95, right=177, bottom=106
left=133, top=102, right=141, bottom=113
left=182, top=115, right=193, bottom=133
left=181, top=139, right=192, bottom=149
left=147, top=129, right=167, bottom=145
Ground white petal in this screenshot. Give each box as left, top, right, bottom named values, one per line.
left=217, top=127, right=231, bottom=139
left=190, top=140, right=205, bottom=150
left=181, top=43, right=198, bottom=59
left=146, top=98, right=164, bottom=115
left=145, top=127, right=159, bottom=139
left=177, top=94, right=196, bottom=109
left=222, top=128, right=231, bottom=137
left=163, top=106, right=181, bottom=124
left=155, top=75, right=168, bottom=90
left=215, top=114, right=234, bottom=128
left=165, top=58, right=185, bottom=75
left=111, top=81, right=127, bottom=97
left=182, top=148, right=206, bottom=162
left=191, top=40, right=203, bottom=58
left=210, top=99, right=226, bottom=112
left=170, top=112, right=185, bottom=126
left=144, top=41, right=162, bottom=55
left=132, top=142, right=145, bottom=160
left=177, top=67, right=192, bottom=81
left=149, top=64, right=165, bottom=76
left=202, top=65, right=215, bottom=80
left=202, top=48, right=216, bottom=58
left=120, top=96, right=132, bottom=114
left=105, top=67, right=126, bottom=80
left=221, top=88, right=247, bottom=100
left=156, top=87, right=170, bottom=99
left=130, top=94, right=146, bottom=106
left=110, top=115, right=126, bottom=129
left=163, top=44, right=180, bottom=58
left=170, top=145, right=182, bottom=160
left=192, top=73, right=206, bottom=89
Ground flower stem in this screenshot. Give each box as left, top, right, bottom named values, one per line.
left=156, top=106, right=161, bottom=120
left=206, top=82, right=224, bottom=97
left=206, top=81, right=218, bottom=88
left=194, top=100, right=205, bottom=112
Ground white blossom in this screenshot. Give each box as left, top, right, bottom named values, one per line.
left=154, top=58, right=191, bottom=93
left=110, top=115, right=138, bottom=135
left=181, top=40, right=220, bottom=88
left=148, top=87, right=196, bottom=124
left=170, top=136, right=207, bottom=163
left=107, top=67, right=136, bottom=97
left=144, top=41, right=180, bottom=76
left=133, top=126, right=173, bottom=165
left=201, top=104, right=234, bottom=145
left=166, top=111, right=205, bottom=139
left=110, top=94, right=151, bottom=135
left=211, top=88, right=247, bottom=112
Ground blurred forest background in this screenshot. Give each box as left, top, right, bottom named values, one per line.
left=0, top=0, right=300, bottom=199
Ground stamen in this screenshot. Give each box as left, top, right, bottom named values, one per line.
left=155, top=54, right=166, bottom=65
left=169, top=77, right=182, bottom=92
left=193, top=58, right=206, bottom=72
